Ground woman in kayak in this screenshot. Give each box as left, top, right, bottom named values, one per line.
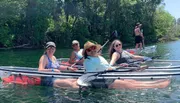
left=69, top=40, right=84, bottom=65
left=108, top=39, right=150, bottom=67
left=83, top=41, right=112, bottom=72
left=82, top=41, right=170, bottom=89
left=38, top=41, right=78, bottom=88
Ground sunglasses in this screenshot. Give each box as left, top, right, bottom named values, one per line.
left=72, top=44, right=78, bottom=46
left=115, top=44, right=122, bottom=47
left=47, top=46, right=56, bottom=50
left=86, top=46, right=96, bottom=52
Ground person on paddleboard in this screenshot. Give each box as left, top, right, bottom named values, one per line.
left=38, top=41, right=78, bottom=87
left=134, top=23, right=144, bottom=50
left=109, top=39, right=151, bottom=67
left=82, top=41, right=170, bottom=89
left=69, top=40, right=84, bottom=65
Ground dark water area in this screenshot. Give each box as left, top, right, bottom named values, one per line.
left=1, top=40, right=180, bottom=103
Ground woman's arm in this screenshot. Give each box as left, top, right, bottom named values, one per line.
left=69, top=51, right=76, bottom=64
left=59, top=65, right=77, bottom=71
left=53, top=56, right=77, bottom=71
left=109, top=52, right=119, bottom=66
left=127, top=51, right=144, bottom=60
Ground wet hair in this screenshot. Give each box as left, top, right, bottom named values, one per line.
left=108, top=39, right=122, bottom=59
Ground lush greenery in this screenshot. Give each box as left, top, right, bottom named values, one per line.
left=0, top=0, right=179, bottom=48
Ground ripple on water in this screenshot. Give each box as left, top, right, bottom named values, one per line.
left=170, top=90, right=180, bottom=102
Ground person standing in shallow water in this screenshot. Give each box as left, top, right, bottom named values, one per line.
left=69, top=40, right=84, bottom=65
left=38, top=41, right=78, bottom=88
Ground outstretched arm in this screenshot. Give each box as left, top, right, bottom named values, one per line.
left=59, top=65, right=78, bottom=72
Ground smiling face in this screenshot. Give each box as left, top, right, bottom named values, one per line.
left=72, top=43, right=80, bottom=50
left=113, top=41, right=122, bottom=52
left=46, top=46, right=56, bottom=56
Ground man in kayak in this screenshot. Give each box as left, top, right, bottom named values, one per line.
left=69, top=40, right=84, bottom=65
left=38, top=41, right=78, bottom=88
left=134, top=23, right=144, bottom=50
left=108, top=39, right=150, bottom=67
left=82, top=41, right=170, bottom=89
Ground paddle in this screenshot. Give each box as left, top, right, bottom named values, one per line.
left=141, top=29, right=145, bottom=49
left=77, top=68, right=172, bottom=87
left=77, top=65, right=147, bottom=87
left=127, top=56, right=155, bottom=64
left=70, top=30, right=118, bottom=68
left=99, top=30, right=118, bottom=51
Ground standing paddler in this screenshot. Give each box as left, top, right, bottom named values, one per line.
left=134, top=23, right=144, bottom=50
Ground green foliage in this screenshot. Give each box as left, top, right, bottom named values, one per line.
left=177, top=18, right=180, bottom=25
left=0, top=0, right=177, bottom=48
left=154, top=6, right=176, bottom=42
left=0, top=25, right=14, bottom=47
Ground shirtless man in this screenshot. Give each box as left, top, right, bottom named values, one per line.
left=134, top=23, right=144, bottom=50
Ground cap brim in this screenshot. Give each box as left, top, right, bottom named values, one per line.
left=46, top=45, right=56, bottom=49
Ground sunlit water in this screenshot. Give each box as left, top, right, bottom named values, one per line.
left=1, top=40, right=180, bottom=103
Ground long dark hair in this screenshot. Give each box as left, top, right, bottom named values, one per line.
left=84, top=50, right=90, bottom=59
left=108, top=39, right=122, bottom=59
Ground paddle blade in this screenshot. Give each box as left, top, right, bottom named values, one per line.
left=143, top=56, right=153, bottom=62
left=77, top=73, right=97, bottom=87
left=111, top=30, right=118, bottom=38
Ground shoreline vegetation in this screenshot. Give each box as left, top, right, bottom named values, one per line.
left=0, top=0, right=180, bottom=49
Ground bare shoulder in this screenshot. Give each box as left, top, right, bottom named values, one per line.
left=112, top=52, right=120, bottom=57
left=39, top=55, right=48, bottom=62
left=53, top=55, right=57, bottom=60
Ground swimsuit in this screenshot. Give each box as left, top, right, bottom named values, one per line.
left=74, top=49, right=83, bottom=61
left=116, top=50, right=132, bottom=64
left=41, top=55, right=60, bottom=87
left=90, top=79, right=115, bottom=88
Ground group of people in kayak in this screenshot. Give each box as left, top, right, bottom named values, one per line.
left=35, top=40, right=170, bottom=89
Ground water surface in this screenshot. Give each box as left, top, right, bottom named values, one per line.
left=1, top=40, right=180, bottom=103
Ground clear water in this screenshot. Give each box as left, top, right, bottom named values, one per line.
left=1, top=40, right=180, bottom=103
